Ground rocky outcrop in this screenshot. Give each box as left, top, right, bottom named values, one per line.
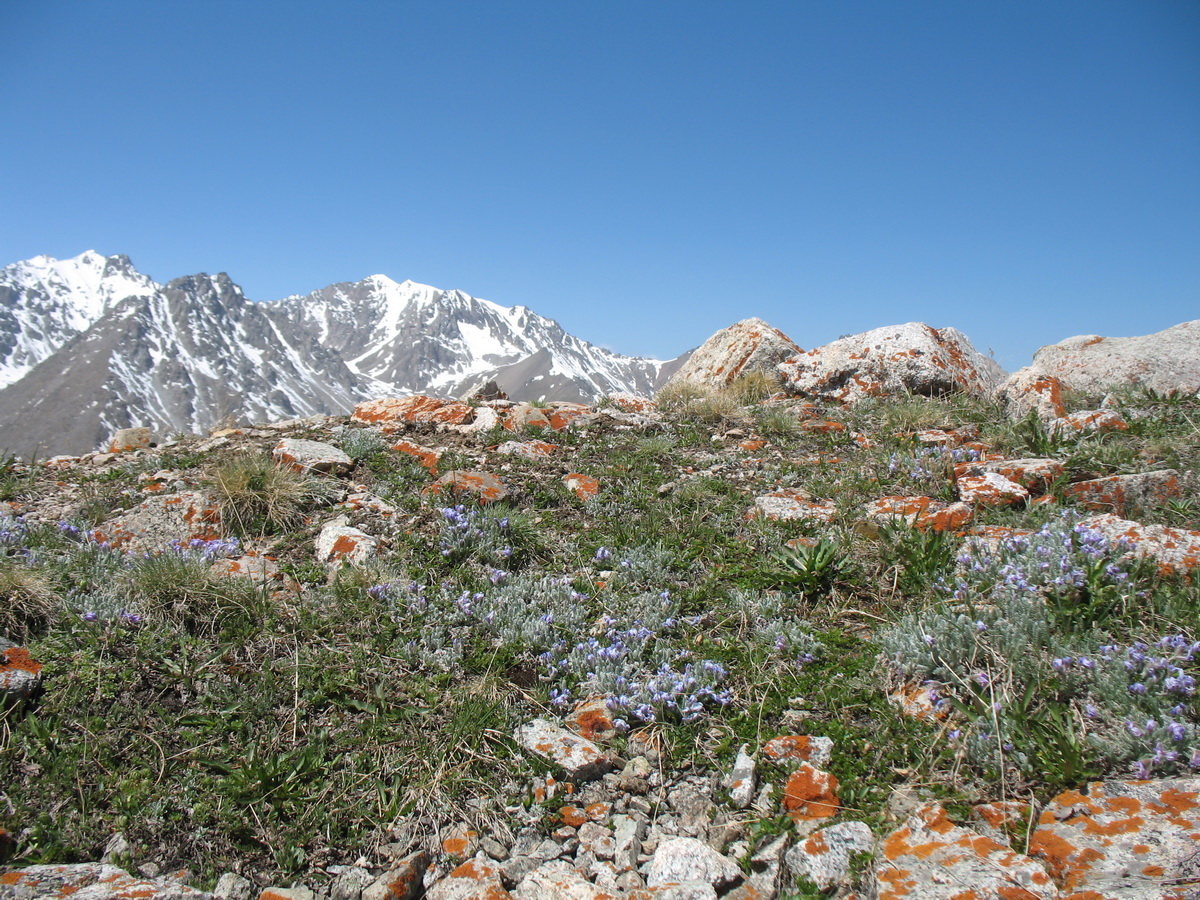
left=1000, top=319, right=1200, bottom=402
left=666, top=318, right=798, bottom=388
left=777, top=323, right=1005, bottom=404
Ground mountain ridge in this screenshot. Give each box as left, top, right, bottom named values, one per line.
left=0, top=251, right=682, bottom=455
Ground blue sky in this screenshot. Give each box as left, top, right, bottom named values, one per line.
left=1, top=1, right=1196, bottom=370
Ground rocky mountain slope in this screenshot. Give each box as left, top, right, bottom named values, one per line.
left=1, top=321, right=1198, bottom=899
left=0, top=252, right=681, bottom=456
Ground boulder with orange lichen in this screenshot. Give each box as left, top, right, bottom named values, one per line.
left=777, top=322, right=1005, bottom=405
left=272, top=438, right=352, bottom=474
left=781, top=762, right=840, bottom=825
left=315, top=516, right=378, bottom=565
left=954, top=457, right=1065, bottom=494
left=424, top=470, right=510, bottom=505
left=0, top=645, right=43, bottom=701
left=90, top=490, right=223, bottom=553
left=750, top=491, right=836, bottom=523
left=666, top=318, right=799, bottom=389
left=1052, top=408, right=1130, bottom=436
left=874, top=803, right=1058, bottom=900
left=1027, top=777, right=1200, bottom=900
left=515, top=718, right=615, bottom=781
left=784, top=821, right=875, bottom=891
left=423, top=859, right=512, bottom=900
left=563, top=472, right=601, bottom=501
left=1063, top=469, right=1181, bottom=516
left=863, top=496, right=975, bottom=532
left=1081, top=514, right=1200, bottom=575
left=0, top=863, right=212, bottom=900
left=956, top=471, right=1031, bottom=508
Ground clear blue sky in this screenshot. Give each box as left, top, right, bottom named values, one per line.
left=1, top=1, right=1196, bottom=370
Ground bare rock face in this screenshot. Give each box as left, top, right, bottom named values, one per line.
left=1000, top=319, right=1200, bottom=400
left=668, top=318, right=799, bottom=388
left=778, top=323, right=1004, bottom=404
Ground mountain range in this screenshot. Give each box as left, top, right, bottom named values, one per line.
left=0, top=251, right=685, bottom=455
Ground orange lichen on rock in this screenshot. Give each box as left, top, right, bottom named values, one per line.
left=782, top=763, right=840, bottom=822
left=392, top=439, right=442, bottom=473
left=424, top=471, right=510, bottom=505
left=562, top=472, right=601, bottom=501
left=762, top=735, right=834, bottom=768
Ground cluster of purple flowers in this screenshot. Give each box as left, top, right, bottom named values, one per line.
left=437, top=505, right=512, bottom=562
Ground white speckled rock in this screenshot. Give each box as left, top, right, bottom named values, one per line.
left=668, top=318, right=799, bottom=388
left=785, top=821, right=875, bottom=891
left=645, top=837, right=742, bottom=891
left=273, top=438, right=353, bottom=474
left=778, top=322, right=1004, bottom=404
left=515, top=719, right=614, bottom=781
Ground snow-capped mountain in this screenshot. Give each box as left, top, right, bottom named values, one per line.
left=0, top=251, right=683, bottom=455
left=0, top=250, right=158, bottom=387
left=271, top=276, right=676, bottom=401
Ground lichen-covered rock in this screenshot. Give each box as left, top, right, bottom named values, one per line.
left=108, top=426, right=151, bottom=453
left=1081, top=513, right=1200, bottom=575
left=424, top=471, right=510, bottom=505
left=876, top=804, right=1057, bottom=899
left=1051, top=408, right=1130, bottom=436
left=515, top=718, right=614, bottom=781
left=424, top=859, right=512, bottom=900
left=0, top=646, right=42, bottom=701
left=751, top=491, right=836, bottom=522
left=91, top=491, right=222, bottom=552
left=645, top=837, right=742, bottom=891
left=784, top=821, right=875, bottom=891
left=862, top=496, right=974, bottom=532
left=272, top=438, right=353, bottom=474
left=724, top=745, right=757, bottom=809
left=995, top=370, right=1068, bottom=421
left=0, top=863, right=212, bottom=900
left=777, top=323, right=1004, bottom=404
left=315, top=517, right=378, bottom=565
left=1004, top=319, right=1200, bottom=399
left=513, top=860, right=617, bottom=899
left=563, top=473, right=601, bottom=501
left=1028, top=777, right=1200, bottom=900
left=955, top=457, right=1065, bottom=494
left=956, top=471, right=1030, bottom=508
left=565, top=697, right=618, bottom=743
left=667, top=318, right=799, bottom=388
left=497, top=440, right=556, bottom=460
left=361, top=852, right=428, bottom=900
left=392, top=439, right=442, bottom=473
left=1063, top=469, right=1181, bottom=516
left=782, top=763, right=840, bottom=824
left=503, top=404, right=553, bottom=431
left=762, top=735, right=834, bottom=769
left=352, top=396, right=475, bottom=430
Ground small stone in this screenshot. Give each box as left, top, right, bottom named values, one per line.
left=423, top=470, right=510, bottom=505
left=578, top=822, right=616, bottom=859
left=425, top=858, right=512, bottom=900
left=645, top=837, right=742, bottom=891
left=315, top=516, right=378, bottom=565
left=273, top=438, right=353, bottom=474
left=785, top=821, right=874, bottom=890
left=330, top=867, right=374, bottom=900
left=761, top=735, right=833, bottom=769
left=512, top=860, right=614, bottom=899
left=100, top=832, right=130, bottom=864
left=479, top=837, right=509, bottom=861
left=724, top=745, right=756, bottom=809
left=0, top=646, right=43, bottom=701
left=515, top=719, right=615, bottom=781
left=611, top=814, right=646, bottom=873
left=215, top=872, right=255, bottom=900
left=781, top=763, right=840, bottom=824
left=109, top=426, right=152, bottom=453
left=361, top=851, right=427, bottom=900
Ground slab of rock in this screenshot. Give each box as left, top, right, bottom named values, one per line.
left=876, top=804, right=1057, bottom=899
left=91, top=491, right=222, bottom=553
left=751, top=491, right=836, bottom=522
left=0, top=646, right=42, bottom=701
left=782, top=762, right=840, bottom=824
left=424, top=471, right=510, bottom=505
left=995, top=370, right=1068, bottom=421
left=762, top=735, right=834, bottom=769
left=109, top=426, right=152, bottom=453
left=1081, top=513, right=1200, bottom=575
left=777, top=322, right=1004, bottom=404
left=273, top=438, right=352, bottom=474
left=392, top=439, right=443, bottom=473
left=785, top=820, right=875, bottom=891
left=513, top=860, right=617, bottom=899
left=645, top=837, right=742, bottom=891
left=956, top=471, right=1030, bottom=508
left=515, top=719, right=614, bottom=781
left=863, top=496, right=974, bottom=532
left=0, top=863, right=212, bottom=900
left=425, top=859, right=512, bottom=900
left=955, top=457, right=1064, bottom=494
left=213, top=873, right=254, bottom=900
left=563, top=473, right=601, bottom=501
left=316, top=517, right=378, bottom=565
left=1052, top=408, right=1130, bottom=436
left=1028, top=777, right=1200, bottom=900
left=503, top=405, right=553, bottom=431
left=1064, top=469, right=1181, bottom=516
left=667, top=318, right=799, bottom=388
left=497, top=440, right=556, bottom=460
left=361, top=851, right=427, bottom=900
left=1003, top=319, right=1200, bottom=399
